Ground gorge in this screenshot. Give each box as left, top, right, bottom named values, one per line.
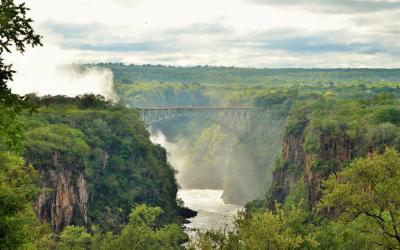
left=3, top=65, right=400, bottom=249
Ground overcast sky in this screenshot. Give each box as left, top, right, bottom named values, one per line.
left=12, top=0, right=400, bottom=68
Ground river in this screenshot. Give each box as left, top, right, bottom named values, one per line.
left=178, top=189, right=242, bottom=237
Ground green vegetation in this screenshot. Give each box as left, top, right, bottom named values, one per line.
left=0, top=152, right=42, bottom=249
left=57, top=205, right=185, bottom=250
left=21, top=95, right=182, bottom=229
left=89, top=63, right=400, bottom=85
left=0, top=0, right=41, bottom=150
left=191, top=204, right=317, bottom=250
left=320, top=148, right=400, bottom=248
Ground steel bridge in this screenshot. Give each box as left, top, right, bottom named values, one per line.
left=137, top=107, right=261, bottom=135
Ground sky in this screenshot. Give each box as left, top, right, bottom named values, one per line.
left=8, top=0, right=400, bottom=68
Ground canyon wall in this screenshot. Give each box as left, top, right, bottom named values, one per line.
left=267, top=130, right=364, bottom=209
left=34, top=152, right=88, bottom=232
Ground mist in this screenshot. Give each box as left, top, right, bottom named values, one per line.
left=148, top=112, right=284, bottom=206
left=150, top=129, right=189, bottom=188
left=6, top=44, right=117, bottom=100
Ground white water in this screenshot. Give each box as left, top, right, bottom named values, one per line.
left=178, top=189, right=242, bottom=237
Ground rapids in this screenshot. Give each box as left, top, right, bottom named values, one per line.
left=178, top=189, right=242, bottom=237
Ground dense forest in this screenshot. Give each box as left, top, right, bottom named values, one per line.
left=88, top=63, right=400, bottom=85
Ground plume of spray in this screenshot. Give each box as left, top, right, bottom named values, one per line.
left=150, top=129, right=188, bottom=188
left=6, top=44, right=117, bottom=100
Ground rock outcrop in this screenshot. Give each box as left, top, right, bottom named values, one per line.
left=269, top=130, right=363, bottom=209
left=35, top=152, right=88, bottom=232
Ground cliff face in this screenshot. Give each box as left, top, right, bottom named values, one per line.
left=270, top=131, right=361, bottom=209
left=35, top=152, right=88, bottom=232
left=282, top=135, right=305, bottom=167
left=266, top=135, right=304, bottom=208
left=304, top=134, right=358, bottom=207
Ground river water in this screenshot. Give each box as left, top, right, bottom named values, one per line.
left=178, top=189, right=242, bottom=237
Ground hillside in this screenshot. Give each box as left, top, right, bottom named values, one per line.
left=19, top=95, right=183, bottom=232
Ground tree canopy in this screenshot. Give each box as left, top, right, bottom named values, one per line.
left=319, top=148, right=400, bottom=248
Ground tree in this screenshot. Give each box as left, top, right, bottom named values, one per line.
left=58, top=226, right=92, bottom=250
left=102, top=204, right=185, bottom=250
left=193, top=204, right=317, bottom=250
left=0, top=152, right=40, bottom=249
left=0, top=3, right=43, bottom=246
left=0, top=0, right=42, bottom=149
left=319, top=148, right=400, bottom=248
left=373, top=107, right=400, bottom=126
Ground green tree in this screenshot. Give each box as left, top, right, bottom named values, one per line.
left=319, top=148, right=400, bottom=248
left=58, top=226, right=92, bottom=250
left=193, top=204, right=317, bottom=250
left=373, top=107, right=400, bottom=126
left=0, top=0, right=42, bottom=149
left=0, top=152, right=40, bottom=249
left=102, top=204, right=185, bottom=250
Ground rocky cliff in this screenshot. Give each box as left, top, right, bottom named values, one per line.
left=268, top=130, right=363, bottom=209
left=35, top=152, right=88, bottom=232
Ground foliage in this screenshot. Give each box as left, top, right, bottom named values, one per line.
left=0, top=0, right=42, bottom=54
left=0, top=152, right=40, bottom=249
left=89, top=63, right=400, bottom=85
left=319, top=148, right=400, bottom=248
left=55, top=205, right=185, bottom=250
left=192, top=204, right=317, bottom=250
left=282, top=179, right=309, bottom=211
left=23, top=124, right=89, bottom=165
left=313, top=219, right=374, bottom=250
left=58, top=226, right=92, bottom=250
left=101, top=204, right=185, bottom=250
left=373, top=107, right=400, bottom=126
left=0, top=0, right=41, bottom=149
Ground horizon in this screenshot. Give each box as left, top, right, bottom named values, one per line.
left=85, top=62, right=400, bottom=70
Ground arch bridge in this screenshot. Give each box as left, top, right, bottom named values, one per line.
left=137, top=107, right=261, bottom=136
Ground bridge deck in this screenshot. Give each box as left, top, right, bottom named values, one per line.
left=137, top=107, right=261, bottom=111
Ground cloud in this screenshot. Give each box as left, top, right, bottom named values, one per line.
left=6, top=0, right=400, bottom=70
left=65, top=42, right=173, bottom=52
left=43, top=22, right=102, bottom=39
left=246, top=0, right=400, bottom=13
left=42, top=21, right=230, bottom=53
left=249, top=33, right=391, bottom=55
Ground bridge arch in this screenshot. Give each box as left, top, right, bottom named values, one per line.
left=137, top=107, right=261, bottom=137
